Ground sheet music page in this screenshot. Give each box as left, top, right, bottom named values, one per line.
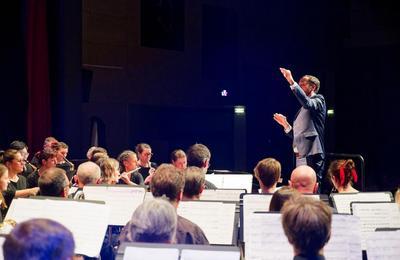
left=205, top=175, right=224, bottom=188
left=4, top=198, right=46, bottom=222
left=200, top=189, right=245, bottom=202
left=177, top=201, right=236, bottom=245
left=123, top=247, right=179, bottom=260
left=205, top=174, right=253, bottom=193
left=324, top=214, right=362, bottom=260
left=181, top=249, right=240, bottom=260
left=347, top=214, right=363, bottom=260
left=242, top=194, right=273, bottom=242
left=351, top=202, right=400, bottom=250
left=366, top=230, right=400, bottom=260
left=83, top=185, right=146, bottom=225
left=245, top=213, right=292, bottom=260
left=245, top=213, right=362, bottom=260
left=332, top=192, right=392, bottom=214
left=4, top=198, right=110, bottom=257
left=223, top=175, right=253, bottom=193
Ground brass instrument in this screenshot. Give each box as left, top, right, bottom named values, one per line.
left=24, top=160, right=37, bottom=171
left=63, top=157, right=75, bottom=172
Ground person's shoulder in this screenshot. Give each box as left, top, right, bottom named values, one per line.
left=26, top=172, right=38, bottom=186
left=17, top=175, right=27, bottom=186
left=150, top=162, right=158, bottom=168
left=204, top=179, right=217, bottom=189
left=18, top=175, right=27, bottom=182
left=312, top=93, right=325, bottom=101
left=176, top=215, right=209, bottom=244
left=177, top=215, right=207, bottom=235
left=27, top=170, right=38, bottom=179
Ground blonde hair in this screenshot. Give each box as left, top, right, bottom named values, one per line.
left=99, top=158, right=119, bottom=184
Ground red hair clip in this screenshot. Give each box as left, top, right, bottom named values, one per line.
left=351, top=169, right=358, bottom=183
left=339, top=166, right=345, bottom=186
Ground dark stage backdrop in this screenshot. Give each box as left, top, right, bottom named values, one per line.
left=2, top=0, right=399, bottom=192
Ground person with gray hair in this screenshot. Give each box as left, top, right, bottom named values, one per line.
left=71, top=161, right=101, bottom=199
left=39, top=168, right=70, bottom=198
left=122, top=198, right=177, bottom=243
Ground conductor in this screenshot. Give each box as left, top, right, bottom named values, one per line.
left=273, top=68, right=326, bottom=184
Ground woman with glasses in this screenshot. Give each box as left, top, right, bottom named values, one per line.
left=9, top=140, right=36, bottom=178
left=0, top=149, right=39, bottom=218
left=135, top=143, right=157, bottom=183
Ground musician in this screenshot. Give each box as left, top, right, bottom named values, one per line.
left=53, top=142, right=75, bottom=181
left=3, top=219, right=75, bottom=260
left=30, top=136, right=58, bottom=168
left=9, top=140, right=36, bottom=178
left=117, top=150, right=144, bottom=185
left=135, top=143, right=157, bottom=183
left=26, top=149, right=57, bottom=188
left=171, top=149, right=187, bottom=170
left=0, top=150, right=39, bottom=218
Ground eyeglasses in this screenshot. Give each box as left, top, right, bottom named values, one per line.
left=13, top=159, right=25, bottom=164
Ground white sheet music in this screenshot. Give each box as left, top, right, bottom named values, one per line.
left=123, top=247, right=179, bottom=260
left=245, top=213, right=292, bottom=260
left=205, top=174, right=253, bottom=193
left=181, top=249, right=240, bottom=260
left=4, top=198, right=109, bottom=257
left=366, top=230, right=400, bottom=260
left=200, top=189, right=245, bottom=202
left=331, top=192, right=392, bottom=214
left=242, top=194, right=273, bottom=242
left=245, top=213, right=362, bottom=260
left=351, top=202, right=400, bottom=250
left=83, top=185, right=146, bottom=225
left=324, top=214, right=362, bottom=260
left=177, top=201, right=236, bottom=245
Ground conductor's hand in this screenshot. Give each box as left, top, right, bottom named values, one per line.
left=279, top=67, right=295, bottom=85
left=273, top=113, right=290, bottom=129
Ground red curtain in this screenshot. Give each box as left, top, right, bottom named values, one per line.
left=26, top=0, right=51, bottom=152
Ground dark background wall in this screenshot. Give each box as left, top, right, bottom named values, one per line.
left=2, top=0, right=399, bottom=191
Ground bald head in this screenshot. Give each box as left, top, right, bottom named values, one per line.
left=289, top=165, right=318, bottom=194
left=76, top=161, right=101, bottom=187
